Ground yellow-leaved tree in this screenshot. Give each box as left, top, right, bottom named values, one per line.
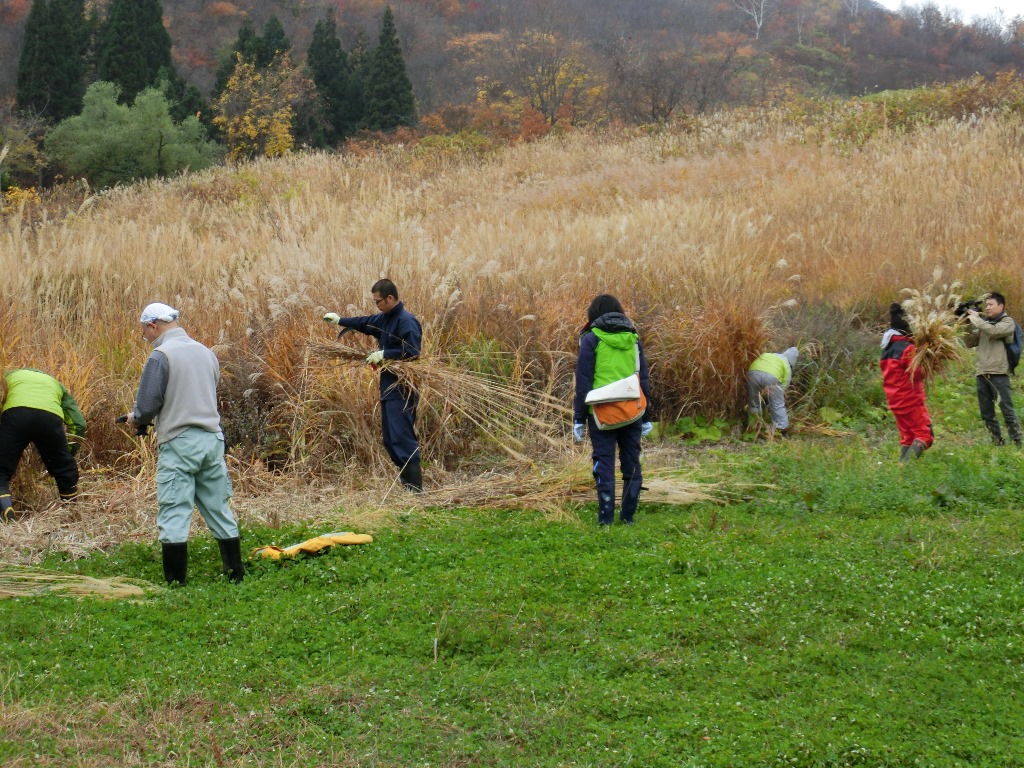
left=213, top=52, right=308, bottom=161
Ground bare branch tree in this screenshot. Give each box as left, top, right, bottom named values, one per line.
left=733, top=0, right=777, bottom=39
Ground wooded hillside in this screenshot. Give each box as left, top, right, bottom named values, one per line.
left=2, top=0, right=1023, bottom=117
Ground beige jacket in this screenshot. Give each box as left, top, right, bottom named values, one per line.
left=964, top=312, right=1015, bottom=375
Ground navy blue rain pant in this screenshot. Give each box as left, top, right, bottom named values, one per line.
left=588, top=416, right=642, bottom=524
left=0, top=407, right=79, bottom=499
left=381, top=395, right=420, bottom=469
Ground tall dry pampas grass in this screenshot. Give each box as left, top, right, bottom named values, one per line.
left=2, top=110, right=1023, bottom=482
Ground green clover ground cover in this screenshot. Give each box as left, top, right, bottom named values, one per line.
left=2, top=378, right=1024, bottom=766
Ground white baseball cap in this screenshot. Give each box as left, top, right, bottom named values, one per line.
left=139, top=302, right=180, bottom=324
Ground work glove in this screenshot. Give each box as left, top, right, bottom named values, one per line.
left=641, top=422, right=653, bottom=438
left=366, top=350, right=385, bottom=365
left=323, top=312, right=341, bottom=325
left=573, top=423, right=585, bottom=442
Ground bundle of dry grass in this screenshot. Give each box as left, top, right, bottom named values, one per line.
left=308, top=342, right=572, bottom=464
left=901, top=270, right=966, bottom=380
left=0, top=565, right=151, bottom=600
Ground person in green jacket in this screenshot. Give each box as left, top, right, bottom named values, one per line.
left=0, top=369, right=86, bottom=522
left=573, top=295, right=653, bottom=526
left=746, top=347, right=799, bottom=434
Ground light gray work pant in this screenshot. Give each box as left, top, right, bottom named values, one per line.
left=747, top=370, right=790, bottom=430
left=156, top=428, right=239, bottom=544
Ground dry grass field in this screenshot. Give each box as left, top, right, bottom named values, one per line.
left=1, top=104, right=1022, bottom=535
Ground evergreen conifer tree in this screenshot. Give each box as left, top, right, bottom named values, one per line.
left=213, top=18, right=259, bottom=99
left=361, top=6, right=415, bottom=131
left=307, top=11, right=351, bottom=144
left=345, top=31, right=370, bottom=131
left=96, top=0, right=175, bottom=104
left=258, top=16, right=291, bottom=68
left=157, top=67, right=208, bottom=125
left=16, top=0, right=86, bottom=121
left=16, top=0, right=52, bottom=115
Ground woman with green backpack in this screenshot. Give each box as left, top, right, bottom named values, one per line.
left=573, top=295, right=653, bottom=526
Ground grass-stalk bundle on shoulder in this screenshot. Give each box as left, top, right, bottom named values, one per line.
left=901, top=271, right=965, bottom=381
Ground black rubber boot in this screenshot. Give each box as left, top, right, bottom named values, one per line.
left=162, top=542, right=188, bottom=585
left=400, top=461, right=423, bottom=493
left=0, top=494, right=13, bottom=524
left=217, top=537, right=246, bottom=583
left=908, top=439, right=926, bottom=459
left=899, top=445, right=910, bottom=462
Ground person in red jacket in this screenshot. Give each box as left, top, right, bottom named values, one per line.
left=880, top=303, right=933, bottom=461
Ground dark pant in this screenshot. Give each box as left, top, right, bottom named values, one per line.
left=976, top=375, right=1021, bottom=443
left=381, top=395, right=420, bottom=469
left=589, top=416, right=643, bottom=524
left=0, top=407, right=79, bottom=498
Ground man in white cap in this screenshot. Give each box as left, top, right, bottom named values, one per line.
left=126, top=303, right=244, bottom=585
left=746, top=346, right=799, bottom=435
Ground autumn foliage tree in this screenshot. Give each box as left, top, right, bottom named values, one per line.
left=213, top=15, right=292, bottom=100
left=504, top=30, right=602, bottom=126
left=213, top=52, right=308, bottom=161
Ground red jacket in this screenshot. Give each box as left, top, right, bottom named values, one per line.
left=880, top=331, right=925, bottom=411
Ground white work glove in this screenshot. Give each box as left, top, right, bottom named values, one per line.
left=323, top=312, right=341, bottom=325
left=641, top=422, right=653, bottom=437
left=573, top=423, right=585, bottom=442
left=366, top=350, right=385, bottom=365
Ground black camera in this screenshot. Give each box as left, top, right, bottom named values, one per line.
left=954, top=298, right=984, bottom=317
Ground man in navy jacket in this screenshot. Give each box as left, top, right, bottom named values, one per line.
left=325, top=279, right=424, bottom=491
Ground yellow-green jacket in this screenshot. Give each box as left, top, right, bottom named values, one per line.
left=748, top=351, right=794, bottom=388
left=2, top=369, right=87, bottom=437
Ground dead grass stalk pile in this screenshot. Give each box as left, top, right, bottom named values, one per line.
left=400, top=458, right=724, bottom=518
left=0, top=565, right=150, bottom=599
left=308, top=342, right=571, bottom=465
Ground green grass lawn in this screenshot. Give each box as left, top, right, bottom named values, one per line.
left=3, top=373, right=1024, bottom=767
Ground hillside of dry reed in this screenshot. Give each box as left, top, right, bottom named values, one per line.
left=2, top=107, right=1022, bottom=508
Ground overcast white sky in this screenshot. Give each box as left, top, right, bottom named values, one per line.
left=873, top=0, right=1024, bottom=21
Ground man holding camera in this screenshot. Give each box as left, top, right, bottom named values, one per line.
left=963, top=292, right=1021, bottom=447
